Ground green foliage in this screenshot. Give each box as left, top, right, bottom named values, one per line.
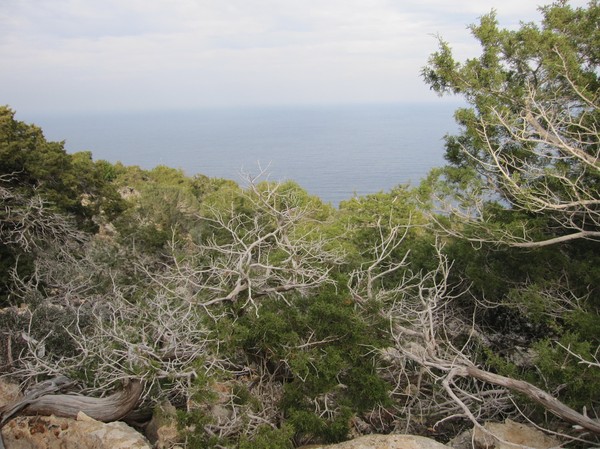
left=0, top=106, right=124, bottom=225
left=238, top=424, right=294, bottom=449
left=339, top=186, right=422, bottom=233
left=233, top=287, right=389, bottom=442
left=421, top=1, right=600, bottom=428
left=177, top=408, right=222, bottom=449
left=109, top=165, right=207, bottom=250
left=481, top=347, right=520, bottom=379
left=422, top=0, right=600, bottom=241
left=337, top=186, right=435, bottom=276
left=286, top=407, right=353, bottom=444
left=0, top=106, right=127, bottom=301
left=565, top=308, right=600, bottom=341
left=0, top=106, right=71, bottom=204
left=287, top=409, right=326, bottom=440
left=533, top=334, right=600, bottom=410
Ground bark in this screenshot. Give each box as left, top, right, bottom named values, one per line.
left=460, top=366, right=600, bottom=434
left=0, top=377, right=143, bottom=427
left=22, top=379, right=143, bottom=422
left=511, top=230, right=600, bottom=248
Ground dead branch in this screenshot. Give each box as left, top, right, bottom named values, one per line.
left=148, top=174, right=343, bottom=316
left=351, top=221, right=600, bottom=437
left=0, top=377, right=142, bottom=435
left=0, top=179, right=86, bottom=252
left=384, top=241, right=600, bottom=436
left=460, top=366, right=600, bottom=434
left=1, top=378, right=143, bottom=425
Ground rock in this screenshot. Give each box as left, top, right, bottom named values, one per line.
left=146, top=401, right=181, bottom=449
left=297, top=434, right=452, bottom=449
left=97, top=221, right=117, bottom=239
left=118, top=186, right=140, bottom=200
left=506, top=346, right=537, bottom=369
left=473, top=419, right=561, bottom=449
left=0, top=378, right=22, bottom=407
left=448, top=430, right=473, bottom=449
left=1, top=412, right=151, bottom=449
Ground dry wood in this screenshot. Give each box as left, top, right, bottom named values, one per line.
left=0, top=377, right=142, bottom=449
left=0, top=378, right=142, bottom=426
left=462, top=366, right=600, bottom=435
left=22, top=379, right=143, bottom=422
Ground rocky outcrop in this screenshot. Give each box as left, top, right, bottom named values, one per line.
left=298, top=434, right=452, bottom=449
left=1, top=412, right=151, bottom=449
left=473, top=420, right=562, bottom=449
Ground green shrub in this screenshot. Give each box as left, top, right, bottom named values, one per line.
left=238, top=424, right=294, bottom=449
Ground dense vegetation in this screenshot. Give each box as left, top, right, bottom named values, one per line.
left=1, top=1, right=598, bottom=447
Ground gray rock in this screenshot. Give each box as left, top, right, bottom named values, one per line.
left=473, top=420, right=561, bottom=449
left=297, top=434, right=452, bottom=449
left=448, top=430, right=473, bottom=449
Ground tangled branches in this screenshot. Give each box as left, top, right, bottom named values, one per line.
left=0, top=173, right=85, bottom=253
left=147, top=175, right=343, bottom=318
left=349, top=217, right=600, bottom=441
left=2, top=174, right=346, bottom=446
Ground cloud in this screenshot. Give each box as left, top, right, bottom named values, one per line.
left=0, top=0, right=591, bottom=112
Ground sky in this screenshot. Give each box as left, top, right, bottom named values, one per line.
left=0, top=0, right=591, bottom=114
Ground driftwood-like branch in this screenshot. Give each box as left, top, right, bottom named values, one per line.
left=23, top=379, right=143, bottom=422
left=0, top=377, right=141, bottom=449
left=462, top=366, right=600, bottom=435
left=0, top=377, right=143, bottom=427
left=0, top=376, right=74, bottom=428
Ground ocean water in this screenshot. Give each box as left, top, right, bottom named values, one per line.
left=27, top=103, right=459, bottom=206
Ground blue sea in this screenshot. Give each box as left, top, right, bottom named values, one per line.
left=26, top=103, right=459, bottom=206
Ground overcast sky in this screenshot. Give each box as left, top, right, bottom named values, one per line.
left=0, top=0, right=589, bottom=113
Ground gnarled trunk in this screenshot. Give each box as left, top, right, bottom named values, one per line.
left=21, top=379, right=143, bottom=422
left=0, top=377, right=143, bottom=449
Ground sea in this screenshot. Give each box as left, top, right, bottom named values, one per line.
left=26, top=103, right=460, bottom=206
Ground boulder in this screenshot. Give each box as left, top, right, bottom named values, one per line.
left=297, top=434, right=452, bottom=449
left=1, top=412, right=151, bottom=449
left=473, top=420, right=561, bottom=449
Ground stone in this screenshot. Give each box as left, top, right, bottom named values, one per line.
left=448, top=429, right=473, bottom=449
left=473, top=420, right=562, bottom=449
left=146, top=401, right=182, bottom=449
left=0, top=378, right=22, bottom=407
left=297, top=434, right=452, bottom=449
left=118, top=186, right=140, bottom=200
left=1, top=413, right=151, bottom=449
